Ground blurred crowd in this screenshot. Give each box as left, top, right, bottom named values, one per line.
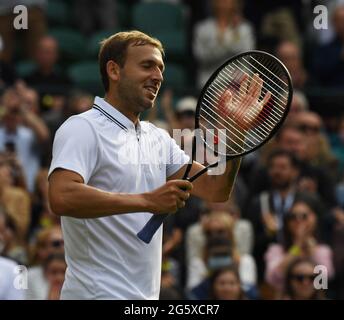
left=0, top=0, right=344, bottom=300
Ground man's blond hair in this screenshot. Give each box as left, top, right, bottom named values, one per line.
left=98, top=30, right=164, bottom=92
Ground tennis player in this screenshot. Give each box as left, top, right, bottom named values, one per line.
left=48, top=30, right=262, bottom=299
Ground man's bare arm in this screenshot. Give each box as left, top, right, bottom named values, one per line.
left=48, top=169, right=192, bottom=218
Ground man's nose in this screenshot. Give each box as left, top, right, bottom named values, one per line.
left=152, top=68, right=163, bottom=83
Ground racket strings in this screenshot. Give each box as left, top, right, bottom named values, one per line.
left=205, top=77, right=273, bottom=145
left=209, top=63, right=287, bottom=135
left=228, top=60, right=288, bottom=110
left=214, top=71, right=280, bottom=136
left=209, top=79, right=274, bottom=138
left=201, top=92, right=261, bottom=146
left=199, top=53, right=290, bottom=156
left=222, top=62, right=287, bottom=121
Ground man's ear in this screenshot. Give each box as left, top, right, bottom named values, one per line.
left=106, top=60, right=120, bottom=82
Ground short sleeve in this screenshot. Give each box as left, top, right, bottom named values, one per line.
left=48, top=116, right=99, bottom=184
left=164, top=131, right=190, bottom=178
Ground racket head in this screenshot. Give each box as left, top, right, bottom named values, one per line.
left=195, top=50, right=293, bottom=159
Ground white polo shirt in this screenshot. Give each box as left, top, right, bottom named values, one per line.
left=48, top=96, right=189, bottom=300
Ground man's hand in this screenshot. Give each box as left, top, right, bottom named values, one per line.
left=143, top=180, right=193, bottom=214
left=262, top=212, right=278, bottom=235
left=218, top=73, right=271, bottom=131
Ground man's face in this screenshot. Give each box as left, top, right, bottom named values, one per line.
left=2, top=89, right=22, bottom=130
left=36, top=37, right=58, bottom=70
left=116, top=44, right=164, bottom=113
left=279, top=129, right=307, bottom=160
left=268, top=155, right=298, bottom=190
left=177, top=111, right=195, bottom=130
left=277, top=43, right=300, bottom=71
left=213, top=0, right=236, bottom=14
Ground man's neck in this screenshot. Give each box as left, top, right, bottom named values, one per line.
left=38, top=66, right=54, bottom=76
left=104, top=93, right=139, bottom=124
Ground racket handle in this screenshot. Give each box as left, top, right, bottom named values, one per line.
left=137, top=213, right=169, bottom=244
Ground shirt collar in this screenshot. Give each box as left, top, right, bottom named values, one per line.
left=93, top=96, right=146, bottom=132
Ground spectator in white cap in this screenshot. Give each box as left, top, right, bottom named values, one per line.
left=175, top=96, right=197, bottom=131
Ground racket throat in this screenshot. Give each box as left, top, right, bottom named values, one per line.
left=188, top=162, right=218, bottom=182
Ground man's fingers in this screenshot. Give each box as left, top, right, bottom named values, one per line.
left=255, top=77, right=263, bottom=100
left=171, top=179, right=193, bottom=191
left=239, top=74, right=249, bottom=97
left=175, top=188, right=190, bottom=201
left=248, top=73, right=259, bottom=97
left=259, top=91, right=271, bottom=108
left=250, top=74, right=263, bottom=100
left=177, top=200, right=186, bottom=209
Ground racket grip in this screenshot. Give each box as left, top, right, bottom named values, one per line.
left=137, top=213, right=169, bottom=244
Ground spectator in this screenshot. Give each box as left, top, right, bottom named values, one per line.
left=43, top=253, right=66, bottom=300
left=245, top=149, right=328, bottom=283
left=285, top=90, right=309, bottom=123
left=0, top=219, right=25, bottom=300
left=25, top=36, right=71, bottom=112
left=30, top=168, right=59, bottom=237
left=187, top=211, right=257, bottom=298
left=275, top=41, right=308, bottom=90
left=16, top=81, right=40, bottom=115
left=159, top=231, right=184, bottom=300
left=186, top=199, right=253, bottom=273
left=265, top=200, right=334, bottom=296
left=0, top=86, right=50, bottom=192
left=0, top=205, right=27, bottom=266
left=0, top=152, right=31, bottom=241
left=174, top=96, right=197, bottom=131
left=282, top=257, right=326, bottom=300
left=209, top=266, right=247, bottom=300
left=26, top=225, right=64, bottom=300
left=294, top=111, right=338, bottom=176
left=249, top=127, right=337, bottom=209
left=259, top=3, right=302, bottom=48
left=193, top=0, right=255, bottom=88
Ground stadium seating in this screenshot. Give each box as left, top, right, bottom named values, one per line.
left=49, top=28, right=87, bottom=62
left=132, top=2, right=185, bottom=34
left=46, top=0, right=72, bottom=27
left=16, top=60, right=36, bottom=78
left=68, top=61, right=103, bottom=95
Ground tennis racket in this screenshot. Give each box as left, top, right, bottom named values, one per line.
left=137, top=50, right=293, bottom=244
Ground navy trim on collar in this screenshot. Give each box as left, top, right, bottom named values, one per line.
left=93, top=103, right=128, bottom=131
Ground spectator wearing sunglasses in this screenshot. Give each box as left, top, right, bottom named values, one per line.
left=264, top=200, right=334, bottom=297
left=294, top=111, right=337, bottom=179
left=283, top=257, right=326, bottom=300
left=26, top=226, right=64, bottom=300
